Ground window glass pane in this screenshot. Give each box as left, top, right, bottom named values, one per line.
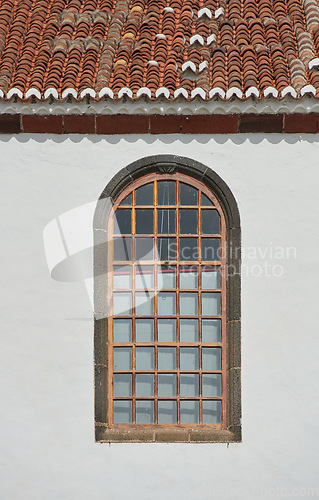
left=158, top=319, right=176, bottom=342
left=135, top=266, right=154, bottom=289
left=135, top=183, right=154, bottom=205
left=202, top=374, right=221, bottom=397
left=114, top=374, right=132, bottom=397
left=157, top=181, right=175, bottom=205
left=202, top=292, right=221, bottom=316
left=158, top=348, right=176, bottom=370
left=113, top=292, right=132, bottom=315
left=157, top=238, right=177, bottom=261
left=180, top=347, right=198, bottom=370
left=113, top=209, right=131, bottom=234
left=158, top=292, right=176, bottom=315
left=180, top=209, right=198, bottom=234
left=180, top=183, right=198, bottom=205
left=180, top=238, right=199, bottom=261
left=136, top=319, right=154, bottom=342
left=202, top=400, right=221, bottom=424
left=202, top=348, right=221, bottom=371
left=135, top=238, right=154, bottom=261
left=135, top=292, right=154, bottom=315
left=136, top=400, right=154, bottom=423
left=136, top=374, right=154, bottom=397
left=202, top=319, right=221, bottom=343
left=180, top=293, right=198, bottom=316
left=114, top=319, right=132, bottom=343
left=158, top=401, right=177, bottom=423
left=113, top=400, right=132, bottom=423
left=202, top=266, right=220, bottom=289
left=180, top=266, right=198, bottom=289
left=158, top=266, right=176, bottom=289
left=201, top=193, right=214, bottom=206
left=201, top=238, right=220, bottom=261
left=180, top=374, right=199, bottom=397
left=120, top=193, right=132, bottom=206
left=114, top=347, right=132, bottom=370
left=180, top=401, right=199, bottom=423
left=114, top=237, right=132, bottom=261
left=113, top=265, right=132, bottom=289
left=136, top=347, right=154, bottom=370
left=157, top=209, right=176, bottom=234
left=180, top=319, right=198, bottom=342
left=158, top=374, right=176, bottom=396
left=202, top=210, right=220, bottom=234
left=136, top=209, right=154, bottom=234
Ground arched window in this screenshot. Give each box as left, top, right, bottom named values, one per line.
left=94, top=156, right=241, bottom=443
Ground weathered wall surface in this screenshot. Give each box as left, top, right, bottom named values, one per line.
left=1, top=134, right=318, bottom=500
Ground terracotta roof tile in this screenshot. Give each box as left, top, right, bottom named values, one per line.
left=0, top=0, right=319, bottom=101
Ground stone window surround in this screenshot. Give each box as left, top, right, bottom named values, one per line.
left=94, top=155, right=241, bottom=443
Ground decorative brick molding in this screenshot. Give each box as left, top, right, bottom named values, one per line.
left=0, top=113, right=318, bottom=135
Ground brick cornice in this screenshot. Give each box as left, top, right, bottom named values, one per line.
left=0, top=113, right=318, bottom=134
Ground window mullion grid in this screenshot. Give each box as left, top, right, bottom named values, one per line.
left=176, top=180, right=180, bottom=425
left=221, top=211, right=227, bottom=429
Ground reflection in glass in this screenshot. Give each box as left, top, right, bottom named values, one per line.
left=158, top=400, right=177, bottom=423
left=135, top=291, right=154, bottom=315
left=157, top=181, right=175, bottom=205
left=136, top=374, right=154, bottom=396
left=113, top=400, right=132, bottom=423
left=158, top=319, right=176, bottom=342
left=135, top=238, right=154, bottom=261
left=135, top=209, right=154, bottom=234
left=180, top=266, right=198, bottom=289
left=202, top=210, right=220, bottom=234
left=136, top=319, right=154, bottom=342
left=135, top=183, right=154, bottom=205
left=202, top=319, right=221, bottom=343
left=113, top=237, right=132, bottom=261
left=180, top=293, right=198, bottom=316
left=158, top=292, right=176, bottom=315
left=158, top=348, right=176, bottom=370
left=113, top=209, right=131, bottom=234
left=135, top=266, right=154, bottom=289
left=113, top=292, right=132, bottom=315
left=136, top=347, right=154, bottom=370
left=157, top=209, right=176, bottom=234
left=180, top=347, right=198, bottom=370
left=203, top=400, right=221, bottom=424
left=201, top=238, right=220, bottom=261
left=136, top=400, right=154, bottom=423
left=201, top=193, right=214, bottom=206
left=180, top=319, right=198, bottom=342
left=202, top=348, right=221, bottom=370
left=202, top=374, right=221, bottom=397
left=158, top=374, right=176, bottom=396
left=202, top=292, right=221, bottom=316
left=158, top=266, right=176, bottom=289
left=157, top=238, right=177, bottom=261
left=113, top=347, right=132, bottom=370
left=202, top=266, right=220, bottom=289
left=114, top=319, right=132, bottom=343
left=180, top=374, right=199, bottom=397
left=180, top=401, right=199, bottom=423
left=120, top=193, right=132, bottom=206
left=180, top=238, right=199, bottom=261
left=180, top=183, right=198, bottom=205
left=113, top=265, right=132, bottom=289
left=180, top=209, right=198, bottom=234
left=114, top=374, right=132, bottom=397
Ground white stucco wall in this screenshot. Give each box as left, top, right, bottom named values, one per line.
left=1, top=133, right=319, bottom=500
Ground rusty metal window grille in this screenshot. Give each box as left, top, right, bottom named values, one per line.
left=107, top=172, right=227, bottom=429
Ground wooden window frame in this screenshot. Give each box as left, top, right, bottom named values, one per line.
left=94, top=155, right=241, bottom=443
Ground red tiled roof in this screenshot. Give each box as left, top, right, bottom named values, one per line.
left=0, top=0, right=319, bottom=101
